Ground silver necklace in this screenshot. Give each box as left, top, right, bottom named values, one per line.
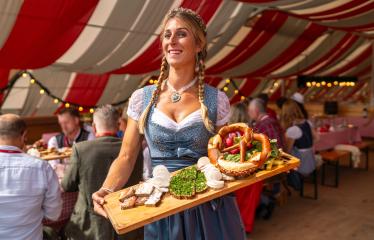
left=166, top=78, right=197, bottom=103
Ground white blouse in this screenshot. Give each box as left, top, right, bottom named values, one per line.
left=127, top=88, right=230, bottom=131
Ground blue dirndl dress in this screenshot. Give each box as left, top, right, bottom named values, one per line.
left=142, top=84, right=246, bottom=240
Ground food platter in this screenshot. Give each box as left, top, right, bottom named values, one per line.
left=103, top=152, right=299, bottom=235
left=28, top=147, right=72, bottom=160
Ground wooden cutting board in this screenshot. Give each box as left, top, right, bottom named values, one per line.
left=104, top=153, right=299, bottom=235
left=41, top=152, right=71, bottom=160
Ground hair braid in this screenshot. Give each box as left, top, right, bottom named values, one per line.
left=198, top=59, right=215, bottom=133
left=138, top=57, right=168, bottom=134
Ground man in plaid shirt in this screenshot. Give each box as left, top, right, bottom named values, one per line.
left=248, top=98, right=285, bottom=149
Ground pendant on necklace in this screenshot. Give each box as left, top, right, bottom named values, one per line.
left=171, top=91, right=181, bottom=103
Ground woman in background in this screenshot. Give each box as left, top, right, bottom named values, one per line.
left=280, top=100, right=316, bottom=189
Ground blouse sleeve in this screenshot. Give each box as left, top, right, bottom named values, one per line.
left=127, top=88, right=144, bottom=121
left=216, top=90, right=230, bottom=126
left=285, top=126, right=302, bottom=140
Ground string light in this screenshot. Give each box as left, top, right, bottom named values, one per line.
left=1, top=70, right=131, bottom=112
left=78, top=106, right=84, bottom=112
left=154, top=80, right=158, bottom=84
left=89, top=108, right=95, bottom=113
left=305, top=81, right=356, bottom=88
left=225, top=79, right=231, bottom=84
left=241, top=96, right=246, bottom=101
left=149, top=79, right=154, bottom=84
left=234, top=90, right=239, bottom=94
left=223, top=86, right=228, bottom=92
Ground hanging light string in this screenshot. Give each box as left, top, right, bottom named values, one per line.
left=0, top=70, right=135, bottom=111
left=0, top=71, right=252, bottom=111
left=219, top=78, right=248, bottom=101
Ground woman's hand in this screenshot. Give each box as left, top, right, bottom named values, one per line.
left=92, top=188, right=110, bottom=218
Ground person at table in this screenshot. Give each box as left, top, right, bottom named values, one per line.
left=92, top=7, right=246, bottom=240
left=48, top=108, right=95, bottom=149
left=47, top=108, right=95, bottom=167
left=229, top=102, right=264, bottom=235
left=256, top=93, right=277, bottom=119
left=61, top=105, right=143, bottom=240
left=0, top=114, right=62, bottom=240
left=249, top=98, right=285, bottom=149
left=248, top=98, right=286, bottom=219
left=280, top=100, right=316, bottom=189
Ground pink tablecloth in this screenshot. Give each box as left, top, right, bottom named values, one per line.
left=314, top=127, right=362, bottom=151
left=334, top=117, right=374, bottom=138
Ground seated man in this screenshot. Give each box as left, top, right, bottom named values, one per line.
left=0, top=114, right=62, bottom=239
left=61, top=105, right=143, bottom=240
left=49, top=108, right=95, bottom=149
left=48, top=108, right=95, bottom=167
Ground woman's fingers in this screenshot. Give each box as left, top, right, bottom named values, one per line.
left=93, top=201, right=108, bottom=218
left=92, top=190, right=109, bottom=218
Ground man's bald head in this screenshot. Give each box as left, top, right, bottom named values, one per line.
left=0, top=114, right=27, bottom=139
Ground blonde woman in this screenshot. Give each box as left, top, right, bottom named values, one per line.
left=229, top=102, right=250, bottom=124
left=280, top=100, right=316, bottom=176
left=92, top=8, right=246, bottom=240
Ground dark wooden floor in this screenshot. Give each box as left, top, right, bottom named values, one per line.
left=249, top=148, right=374, bottom=240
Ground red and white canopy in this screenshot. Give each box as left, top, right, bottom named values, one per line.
left=0, top=0, right=372, bottom=115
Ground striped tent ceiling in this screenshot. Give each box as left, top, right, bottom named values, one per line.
left=0, top=0, right=372, bottom=116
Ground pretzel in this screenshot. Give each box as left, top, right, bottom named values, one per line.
left=208, top=123, right=271, bottom=176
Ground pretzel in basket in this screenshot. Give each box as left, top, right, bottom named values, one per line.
left=207, top=123, right=271, bottom=176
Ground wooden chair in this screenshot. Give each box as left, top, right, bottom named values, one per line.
left=319, top=150, right=350, bottom=188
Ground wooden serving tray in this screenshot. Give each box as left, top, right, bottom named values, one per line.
left=104, top=153, right=299, bottom=235
left=41, top=152, right=71, bottom=160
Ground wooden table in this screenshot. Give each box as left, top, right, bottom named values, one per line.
left=104, top=153, right=300, bottom=235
